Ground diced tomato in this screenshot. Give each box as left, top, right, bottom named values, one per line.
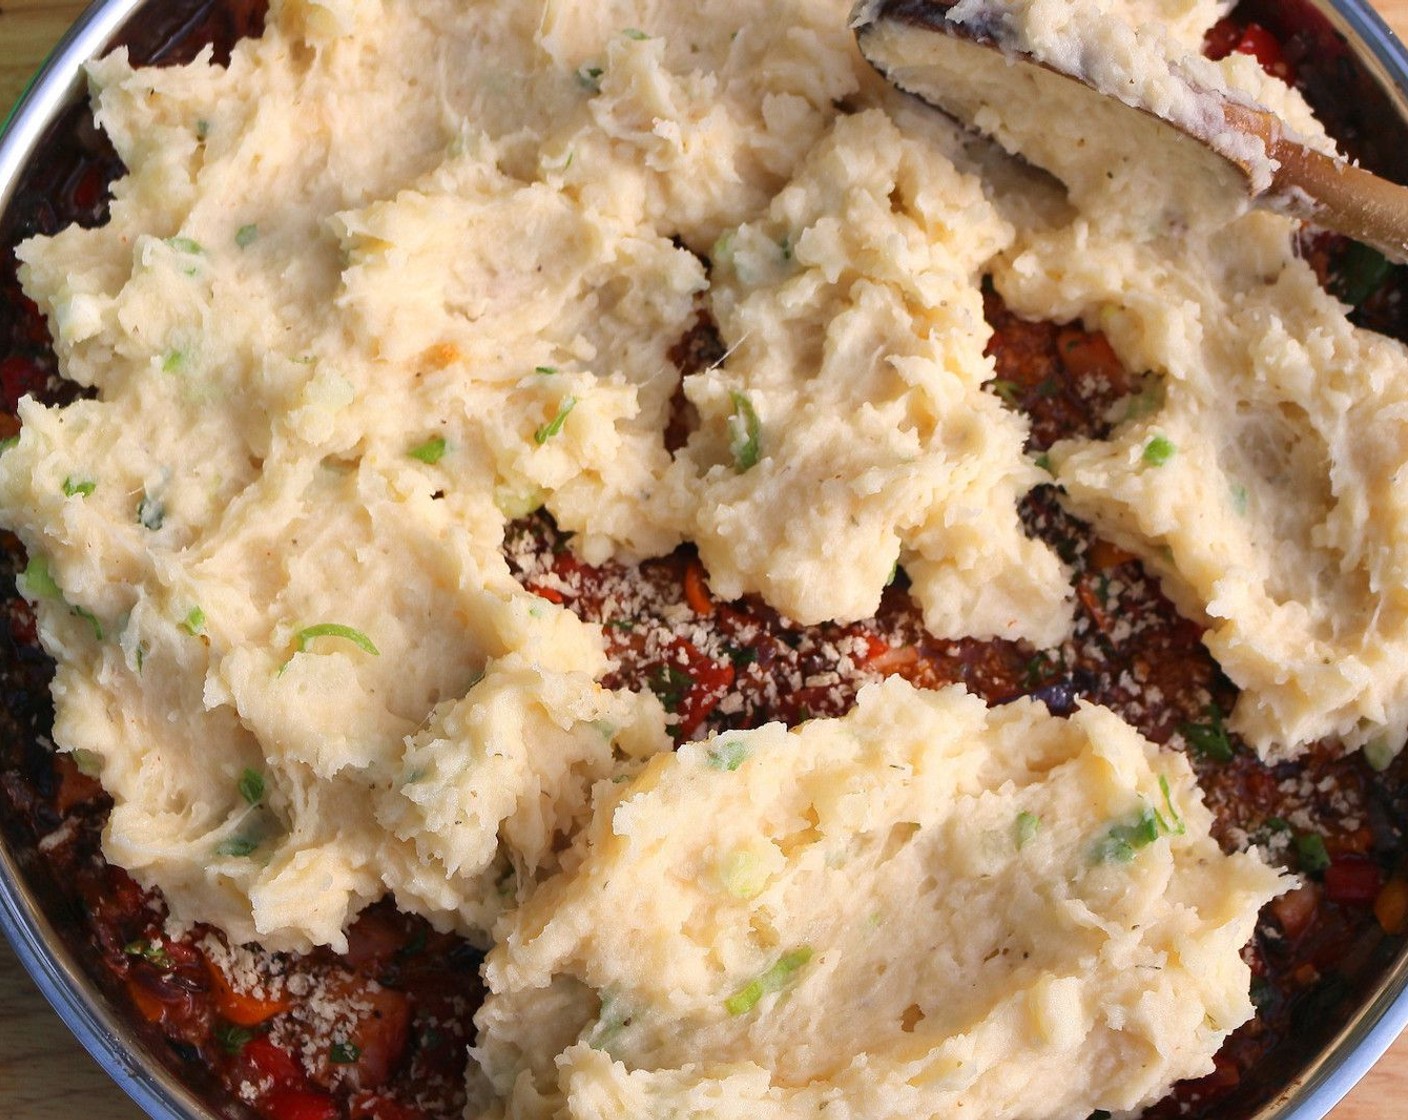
left=206, top=957, right=293, bottom=1026
left=243, top=1036, right=305, bottom=1089
left=525, top=583, right=565, bottom=604
left=1324, top=857, right=1385, bottom=906
left=1204, top=19, right=1295, bottom=82
left=260, top=1087, right=339, bottom=1120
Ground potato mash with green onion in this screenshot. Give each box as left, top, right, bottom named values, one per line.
left=5, top=0, right=1406, bottom=1114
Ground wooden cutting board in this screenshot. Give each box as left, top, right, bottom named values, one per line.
left=2, top=0, right=1408, bottom=1116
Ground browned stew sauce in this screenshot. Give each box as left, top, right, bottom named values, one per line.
left=3, top=3, right=1408, bottom=1119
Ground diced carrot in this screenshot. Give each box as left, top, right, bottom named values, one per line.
left=684, top=559, right=714, bottom=617
left=1375, top=878, right=1408, bottom=935
left=1086, top=538, right=1137, bottom=571
left=206, top=957, right=293, bottom=1026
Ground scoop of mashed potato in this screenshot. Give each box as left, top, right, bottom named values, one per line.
left=471, top=678, right=1287, bottom=1120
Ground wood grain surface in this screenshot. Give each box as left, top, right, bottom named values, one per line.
left=3, top=1, right=1408, bottom=1117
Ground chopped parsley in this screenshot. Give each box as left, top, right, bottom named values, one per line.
left=705, top=740, right=748, bottom=771
left=62, top=476, right=96, bottom=498
left=534, top=397, right=577, bottom=444
left=329, top=1041, right=362, bottom=1064
left=647, top=663, right=692, bottom=712
left=235, top=223, right=259, bottom=249
left=1142, top=434, right=1175, bottom=466
left=408, top=435, right=447, bottom=464
left=215, top=1024, right=255, bottom=1055
left=727, top=391, right=761, bottom=472
left=1179, top=705, right=1234, bottom=762
left=238, top=768, right=266, bottom=806
left=725, top=947, right=813, bottom=1016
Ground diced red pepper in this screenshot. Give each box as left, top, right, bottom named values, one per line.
left=1324, top=857, right=1385, bottom=907
left=260, top=1087, right=339, bottom=1120
left=243, top=1037, right=305, bottom=1089
left=1204, top=19, right=1295, bottom=82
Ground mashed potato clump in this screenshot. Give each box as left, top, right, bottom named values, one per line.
left=472, top=678, right=1286, bottom=1120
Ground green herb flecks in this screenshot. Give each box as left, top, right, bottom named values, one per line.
left=73, top=606, right=104, bottom=641
left=1158, top=774, right=1186, bottom=836
left=235, top=224, right=259, bottom=249
left=20, top=556, right=61, bottom=599
left=647, top=663, right=692, bottom=713
left=1296, top=831, right=1332, bottom=874
left=725, top=947, right=813, bottom=1016
left=166, top=236, right=204, bottom=256
left=295, top=623, right=379, bottom=657
left=180, top=607, right=206, bottom=636
left=0, top=435, right=18, bottom=454
left=72, top=749, right=102, bottom=778
left=727, top=391, right=760, bottom=473
left=1179, top=705, right=1234, bottom=763
left=622, top=27, right=649, bottom=39
left=576, top=65, right=604, bottom=92
left=534, top=365, right=559, bottom=376
left=1015, top=811, right=1041, bottom=850
left=215, top=1024, right=255, bottom=1055
left=329, top=1041, right=362, bottom=1064
left=1093, top=805, right=1163, bottom=864
left=534, top=397, right=577, bottom=445
left=1142, top=435, right=1175, bottom=466
left=705, top=740, right=748, bottom=772
left=124, top=939, right=172, bottom=969
left=62, top=476, right=96, bottom=498
left=238, top=768, right=266, bottom=806
left=988, top=378, right=1023, bottom=407
left=408, top=435, right=447, bottom=464
left=216, top=835, right=259, bottom=858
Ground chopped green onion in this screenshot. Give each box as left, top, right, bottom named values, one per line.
left=727, top=391, right=760, bottom=473
left=534, top=365, right=559, bottom=376
left=778, top=235, right=793, bottom=261
left=705, top=740, right=748, bottom=771
left=988, top=378, right=1022, bottom=407
left=295, top=623, right=379, bottom=656
left=73, top=606, right=104, bottom=641
left=534, top=397, right=577, bottom=445
left=0, top=435, right=18, bottom=454
left=137, top=495, right=165, bottom=530
left=1180, top=705, right=1234, bottom=763
left=216, top=835, right=259, bottom=858
left=71, top=749, right=101, bottom=778
left=123, top=939, right=172, bottom=968
left=1296, top=832, right=1332, bottom=874
left=238, top=768, right=266, bottom=806
left=725, top=947, right=813, bottom=1016
left=195, top=119, right=210, bottom=140
left=180, top=607, right=206, bottom=636
left=1159, top=775, right=1186, bottom=836
left=1142, top=435, right=1175, bottom=466
left=577, top=65, right=604, bottom=91
left=161, top=349, right=187, bottom=373
left=214, top=1024, right=255, bottom=1055
left=1094, top=805, right=1163, bottom=864
left=408, top=435, right=447, bottom=464
left=62, top=476, right=96, bottom=498
left=1015, top=811, right=1041, bottom=850
left=20, top=556, right=61, bottom=599
left=622, top=27, right=649, bottom=39
left=329, top=1041, right=361, bottom=1064
left=166, top=236, right=204, bottom=255
left=235, top=224, right=259, bottom=249
left=1034, top=452, right=1054, bottom=475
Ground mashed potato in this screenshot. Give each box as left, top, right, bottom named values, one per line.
left=2, top=0, right=1397, bottom=1114
left=471, top=679, right=1285, bottom=1120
